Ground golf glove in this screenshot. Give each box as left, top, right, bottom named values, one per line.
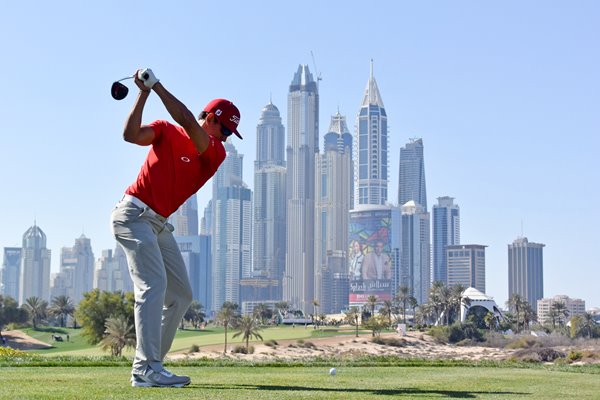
left=138, top=68, right=159, bottom=89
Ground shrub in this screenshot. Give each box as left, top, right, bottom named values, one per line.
left=567, top=350, right=583, bottom=362
left=188, top=344, right=200, bottom=353
left=505, top=337, right=539, bottom=349
left=232, top=345, right=254, bottom=354
left=264, top=339, right=278, bottom=348
left=372, top=337, right=407, bottom=347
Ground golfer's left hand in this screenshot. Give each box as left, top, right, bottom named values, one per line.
left=137, top=68, right=160, bottom=89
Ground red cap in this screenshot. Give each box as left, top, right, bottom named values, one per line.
left=203, top=98, right=242, bottom=139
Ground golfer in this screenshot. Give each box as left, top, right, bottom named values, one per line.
left=111, top=68, right=242, bottom=388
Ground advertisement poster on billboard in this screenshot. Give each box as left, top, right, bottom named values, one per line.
left=349, top=209, right=393, bottom=304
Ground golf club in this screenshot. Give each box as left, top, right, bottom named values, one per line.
left=111, top=76, right=134, bottom=100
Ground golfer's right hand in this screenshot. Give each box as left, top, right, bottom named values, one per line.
left=137, top=68, right=160, bottom=89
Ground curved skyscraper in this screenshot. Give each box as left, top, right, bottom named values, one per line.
left=19, top=222, right=51, bottom=304
left=284, top=64, right=319, bottom=314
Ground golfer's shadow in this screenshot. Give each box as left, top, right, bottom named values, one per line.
left=195, top=383, right=529, bottom=398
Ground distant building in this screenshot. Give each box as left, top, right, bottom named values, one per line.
left=284, top=64, right=319, bottom=314
left=508, top=237, right=544, bottom=310
left=52, top=234, right=95, bottom=304
left=356, top=60, right=388, bottom=207
left=94, top=247, right=132, bottom=293
left=170, top=194, right=199, bottom=237
left=19, top=222, right=51, bottom=304
left=537, top=295, right=585, bottom=326
left=398, top=138, right=427, bottom=210
left=1, top=247, right=21, bottom=301
left=314, top=113, right=352, bottom=313
left=175, top=234, right=212, bottom=312
left=446, top=244, right=486, bottom=293
left=400, top=201, right=430, bottom=305
left=432, top=197, right=460, bottom=284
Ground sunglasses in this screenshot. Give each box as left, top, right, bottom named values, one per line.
left=220, top=123, right=233, bottom=137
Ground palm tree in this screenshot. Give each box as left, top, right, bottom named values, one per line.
left=182, top=301, right=205, bottom=329
left=429, top=281, right=450, bottom=325
left=579, top=312, right=596, bottom=339
left=49, top=295, right=74, bottom=328
left=232, top=315, right=263, bottom=352
left=483, top=311, right=499, bottom=331
left=379, top=300, right=394, bottom=328
left=23, top=297, right=48, bottom=330
left=312, top=300, right=320, bottom=327
left=507, top=293, right=525, bottom=333
left=551, top=301, right=569, bottom=328
left=365, top=295, right=378, bottom=319
left=448, top=284, right=467, bottom=324
left=99, top=315, right=136, bottom=357
left=345, top=306, right=361, bottom=337
left=395, top=285, right=417, bottom=324
left=216, top=302, right=240, bottom=354
left=252, top=303, right=271, bottom=325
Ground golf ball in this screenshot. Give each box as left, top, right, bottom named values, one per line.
left=329, top=367, right=337, bottom=376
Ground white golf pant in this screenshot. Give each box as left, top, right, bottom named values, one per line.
left=111, top=196, right=192, bottom=375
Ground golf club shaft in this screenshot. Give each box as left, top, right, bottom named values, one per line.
left=116, top=76, right=134, bottom=83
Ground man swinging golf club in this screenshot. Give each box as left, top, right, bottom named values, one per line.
left=111, top=68, right=242, bottom=388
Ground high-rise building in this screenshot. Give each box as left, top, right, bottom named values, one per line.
left=508, top=237, right=544, bottom=310
left=175, top=234, right=212, bottom=312
left=537, top=295, right=585, bottom=326
left=355, top=60, right=388, bottom=206
left=446, top=244, right=486, bottom=293
left=19, top=222, right=51, bottom=304
left=52, top=234, right=95, bottom=304
left=253, top=100, right=286, bottom=297
left=314, top=113, right=352, bottom=313
left=400, top=201, right=431, bottom=305
left=171, top=194, right=198, bottom=237
left=94, top=247, right=132, bottom=293
left=432, top=196, right=460, bottom=283
left=398, top=138, right=427, bottom=209
left=284, top=64, right=319, bottom=314
left=212, top=143, right=252, bottom=310
left=1, top=247, right=22, bottom=301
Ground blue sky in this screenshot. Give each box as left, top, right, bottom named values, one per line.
left=1, top=1, right=598, bottom=308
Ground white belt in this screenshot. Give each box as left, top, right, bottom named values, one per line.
left=122, top=194, right=167, bottom=222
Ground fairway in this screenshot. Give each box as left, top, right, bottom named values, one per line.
left=0, top=365, right=598, bottom=399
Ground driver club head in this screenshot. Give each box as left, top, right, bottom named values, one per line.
left=111, top=81, right=129, bottom=100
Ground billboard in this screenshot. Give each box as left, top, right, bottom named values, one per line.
left=349, top=208, right=393, bottom=304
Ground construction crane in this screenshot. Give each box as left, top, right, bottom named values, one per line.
left=310, top=50, right=323, bottom=84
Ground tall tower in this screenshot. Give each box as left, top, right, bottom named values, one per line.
left=19, top=222, right=51, bottom=304
left=400, top=201, right=431, bottom=305
left=314, top=112, right=352, bottom=313
left=253, top=101, right=287, bottom=293
left=171, top=194, right=199, bottom=236
left=398, top=138, right=427, bottom=209
left=432, top=196, right=460, bottom=283
left=284, top=64, right=319, bottom=314
left=212, top=143, right=252, bottom=309
left=508, top=237, right=544, bottom=310
left=356, top=60, right=388, bottom=206
left=1, top=247, right=22, bottom=300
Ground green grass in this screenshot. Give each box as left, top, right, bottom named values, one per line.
left=0, top=365, right=598, bottom=399
left=23, top=325, right=373, bottom=357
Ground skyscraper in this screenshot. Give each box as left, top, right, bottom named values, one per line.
left=432, top=196, right=460, bottom=283
left=1, top=247, right=21, bottom=300
left=284, top=64, right=319, bottom=314
left=212, top=143, right=252, bottom=310
left=253, top=100, right=286, bottom=294
left=19, top=222, right=51, bottom=304
left=446, top=244, right=486, bottom=293
left=52, top=234, right=95, bottom=303
left=508, top=237, right=544, bottom=310
left=171, top=194, right=199, bottom=237
left=398, top=138, right=427, bottom=209
left=314, top=112, right=352, bottom=313
left=94, top=247, right=131, bottom=293
left=400, top=201, right=431, bottom=305
left=355, top=60, right=388, bottom=206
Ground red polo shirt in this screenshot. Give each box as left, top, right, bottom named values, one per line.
left=125, top=120, right=226, bottom=217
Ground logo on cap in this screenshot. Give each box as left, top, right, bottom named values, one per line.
left=215, top=109, right=222, bottom=116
